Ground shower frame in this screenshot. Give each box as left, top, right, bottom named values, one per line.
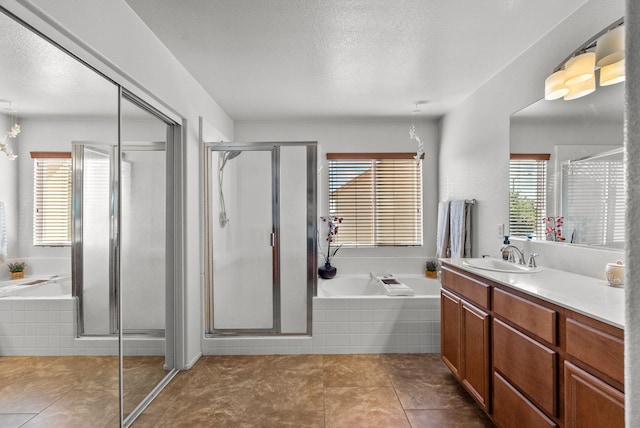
left=72, top=140, right=167, bottom=337
left=202, top=140, right=317, bottom=336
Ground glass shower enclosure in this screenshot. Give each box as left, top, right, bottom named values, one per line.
left=72, top=141, right=166, bottom=336
left=203, top=142, right=317, bottom=335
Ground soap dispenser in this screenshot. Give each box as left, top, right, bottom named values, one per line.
left=502, top=236, right=510, bottom=260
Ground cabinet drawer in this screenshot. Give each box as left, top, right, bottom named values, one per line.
left=493, top=319, right=557, bottom=416
left=441, top=267, right=490, bottom=309
left=494, top=287, right=556, bottom=344
left=493, top=372, right=557, bottom=428
left=566, top=318, right=624, bottom=385
left=564, top=361, right=624, bottom=428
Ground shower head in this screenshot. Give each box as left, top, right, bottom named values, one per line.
left=225, top=150, right=241, bottom=161
left=219, top=150, right=242, bottom=171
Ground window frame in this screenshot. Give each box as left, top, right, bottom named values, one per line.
left=327, top=152, right=424, bottom=248
left=31, top=151, right=73, bottom=247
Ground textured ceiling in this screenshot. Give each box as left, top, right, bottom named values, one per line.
left=0, top=12, right=118, bottom=119
left=125, top=0, right=587, bottom=120
left=0, top=0, right=589, bottom=121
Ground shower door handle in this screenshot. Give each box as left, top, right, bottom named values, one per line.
left=270, top=232, right=276, bottom=247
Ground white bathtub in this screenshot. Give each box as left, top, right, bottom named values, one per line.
left=318, top=274, right=441, bottom=297
left=0, top=275, right=71, bottom=299
left=313, top=274, right=442, bottom=354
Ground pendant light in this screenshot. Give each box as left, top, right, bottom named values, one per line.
left=564, top=75, right=596, bottom=101
left=600, top=59, right=625, bottom=86
left=596, top=26, right=625, bottom=67
left=544, top=70, right=569, bottom=100
left=564, top=52, right=595, bottom=86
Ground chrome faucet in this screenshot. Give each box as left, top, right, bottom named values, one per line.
left=527, top=253, right=539, bottom=268
left=500, top=245, right=526, bottom=265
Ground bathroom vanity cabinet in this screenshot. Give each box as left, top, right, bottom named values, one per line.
left=440, top=262, right=625, bottom=428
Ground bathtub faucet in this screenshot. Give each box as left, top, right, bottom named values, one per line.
left=500, top=245, right=525, bottom=265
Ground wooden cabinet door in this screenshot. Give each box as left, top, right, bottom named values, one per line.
left=461, top=302, right=490, bottom=411
left=441, top=289, right=461, bottom=377
left=565, top=361, right=624, bottom=428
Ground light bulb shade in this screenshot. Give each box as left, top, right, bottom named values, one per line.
left=544, top=70, right=569, bottom=100
left=564, top=75, right=596, bottom=100
left=564, top=52, right=595, bottom=86
left=596, top=26, right=625, bottom=67
left=600, top=59, right=625, bottom=86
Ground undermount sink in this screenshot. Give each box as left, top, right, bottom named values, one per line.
left=462, top=258, right=542, bottom=274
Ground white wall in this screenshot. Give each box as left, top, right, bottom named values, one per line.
left=0, top=0, right=236, bottom=367
left=235, top=118, right=439, bottom=274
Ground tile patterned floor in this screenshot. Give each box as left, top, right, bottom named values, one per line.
left=135, top=354, right=495, bottom=428
left=0, top=354, right=495, bottom=427
left=0, top=356, right=167, bottom=428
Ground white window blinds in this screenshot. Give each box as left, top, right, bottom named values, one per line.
left=328, top=153, right=423, bottom=247
left=32, top=152, right=72, bottom=246
left=509, top=154, right=549, bottom=239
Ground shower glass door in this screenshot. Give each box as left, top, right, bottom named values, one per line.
left=204, top=142, right=316, bottom=336
left=209, top=146, right=279, bottom=332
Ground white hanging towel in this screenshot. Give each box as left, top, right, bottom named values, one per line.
left=436, top=201, right=450, bottom=258
left=449, top=200, right=472, bottom=258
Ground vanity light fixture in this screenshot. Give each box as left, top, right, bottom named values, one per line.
left=544, top=19, right=624, bottom=101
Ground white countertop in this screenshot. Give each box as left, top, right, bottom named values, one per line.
left=441, top=258, right=625, bottom=329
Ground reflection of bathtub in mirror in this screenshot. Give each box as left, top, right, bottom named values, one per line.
left=0, top=275, right=70, bottom=298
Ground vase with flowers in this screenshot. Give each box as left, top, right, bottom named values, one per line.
left=318, top=216, right=343, bottom=279
left=544, top=216, right=565, bottom=242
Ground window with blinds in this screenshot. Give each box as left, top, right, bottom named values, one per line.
left=32, top=152, right=72, bottom=246
left=327, top=153, right=423, bottom=247
left=509, top=154, right=549, bottom=239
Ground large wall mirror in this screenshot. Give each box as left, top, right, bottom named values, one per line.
left=0, top=8, right=177, bottom=427
left=510, top=82, right=624, bottom=250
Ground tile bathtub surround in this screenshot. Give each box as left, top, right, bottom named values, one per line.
left=135, top=353, right=495, bottom=427
left=0, top=299, right=165, bottom=356
left=203, top=297, right=441, bottom=355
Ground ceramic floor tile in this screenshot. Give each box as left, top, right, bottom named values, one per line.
left=250, top=368, right=324, bottom=412
left=21, top=387, right=119, bottom=428
left=389, top=369, right=478, bottom=410
left=324, top=386, right=410, bottom=428
left=405, top=409, right=495, bottom=427
left=1, top=354, right=495, bottom=427
left=0, top=413, right=36, bottom=428
left=323, top=354, right=392, bottom=387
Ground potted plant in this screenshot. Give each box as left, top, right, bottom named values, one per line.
left=425, top=260, right=438, bottom=279
left=7, top=261, right=26, bottom=280
left=318, top=216, right=343, bottom=279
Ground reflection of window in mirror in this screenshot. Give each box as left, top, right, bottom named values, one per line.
left=327, top=153, right=423, bottom=247
left=509, top=153, right=550, bottom=240
left=31, top=151, right=72, bottom=246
